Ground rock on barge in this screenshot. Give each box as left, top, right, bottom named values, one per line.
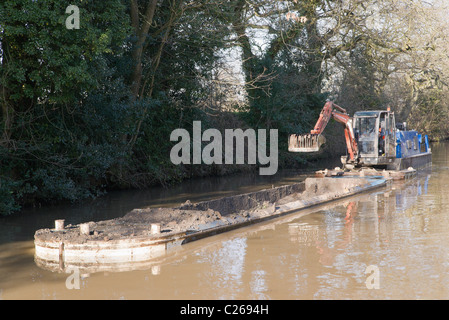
left=34, top=170, right=415, bottom=274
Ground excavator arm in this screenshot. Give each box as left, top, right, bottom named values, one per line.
left=288, top=101, right=358, bottom=161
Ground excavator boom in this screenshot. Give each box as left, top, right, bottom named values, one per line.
left=288, top=101, right=358, bottom=161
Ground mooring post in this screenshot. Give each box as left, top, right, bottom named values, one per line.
left=55, top=219, right=65, bottom=231
left=151, top=223, right=161, bottom=235
left=80, top=223, right=90, bottom=235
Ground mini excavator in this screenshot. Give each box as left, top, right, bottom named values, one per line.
left=288, top=101, right=431, bottom=170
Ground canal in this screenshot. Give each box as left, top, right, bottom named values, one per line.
left=1, top=142, right=448, bottom=299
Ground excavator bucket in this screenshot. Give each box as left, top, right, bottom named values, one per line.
left=288, top=134, right=326, bottom=152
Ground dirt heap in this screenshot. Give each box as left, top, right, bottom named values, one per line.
left=122, top=206, right=226, bottom=233
left=176, top=182, right=304, bottom=215
left=35, top=182, right=306, bottom=244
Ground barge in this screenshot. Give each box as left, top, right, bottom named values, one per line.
left=35, top=175, right=390, bottom=274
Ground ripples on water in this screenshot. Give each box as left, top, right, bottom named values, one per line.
left=1, top=142, right=449, bottom=299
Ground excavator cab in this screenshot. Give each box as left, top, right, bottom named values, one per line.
left=353, top=110, right=397, bottom=167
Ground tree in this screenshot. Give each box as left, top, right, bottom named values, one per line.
left=330, top=0, right=449, bottom=140
left=0, top=0, right=131, bottom=214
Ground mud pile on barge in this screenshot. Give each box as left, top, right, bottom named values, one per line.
left=34, top=174, right=389, bottom=273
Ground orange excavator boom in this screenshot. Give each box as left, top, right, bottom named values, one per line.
left=288, top=101, right=358, bottom=161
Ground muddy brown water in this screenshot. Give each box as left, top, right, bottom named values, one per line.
left=1, top=143, right=449, bottom=300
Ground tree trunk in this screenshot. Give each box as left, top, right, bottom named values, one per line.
left=130, top=0, right=159, bottom=100
left=1, top=100, right=14, bottom=147
left=1, top=41, right=13, bottom=147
